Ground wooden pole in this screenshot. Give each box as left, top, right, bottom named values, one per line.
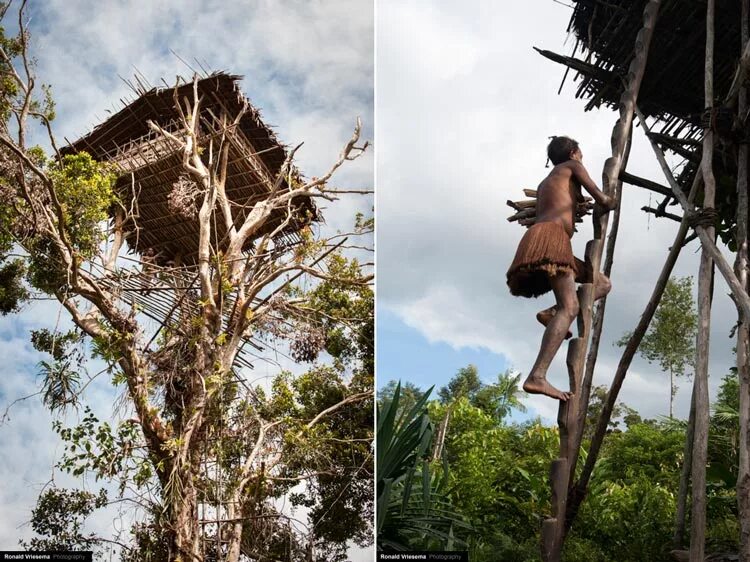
left=737, top=1, right=750, bottom=560
left=673, top=384, right=696, bottom=549
left=690, top=2, right=716, bottom=559
left=574, top=123, right=633, bottom=474
left=569, top=168, right=702, bottom=526
left=540, top=3, right=661, bottom=559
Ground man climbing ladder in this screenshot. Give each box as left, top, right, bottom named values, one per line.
left=506, top=135, right=616, bottom=401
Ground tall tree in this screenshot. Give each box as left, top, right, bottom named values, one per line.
left=0, top=4, right=373, bottom=561
left=617, top=276, right=697, bottom=418
left=473, top=370, right=528, bottom=421
left=438, top=365, right=527, bottom=421
left=438, top=365, right=482, bottom=404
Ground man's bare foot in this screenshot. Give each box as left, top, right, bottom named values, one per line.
left=523, top=375, right=572, bottom=401
left=536, top=309, right=572, bottom=339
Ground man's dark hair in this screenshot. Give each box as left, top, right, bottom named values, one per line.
left=547, top=136, right=579, bottom=165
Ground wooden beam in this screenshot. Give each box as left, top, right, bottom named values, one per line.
left=647, top=132, right=702, bottom=163
left=620, top=170, right=674, bottom=197
left=726, top=22, right=750, bottom=106
left=641, top=206, right=682, bottom=222
left=533, top=47, right=616, bottom=84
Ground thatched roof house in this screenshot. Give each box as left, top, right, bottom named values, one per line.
left=63, top=72, right=315, bottom=266
left=538, top=0, right=742, bottom=138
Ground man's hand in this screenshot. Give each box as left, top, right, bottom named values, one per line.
left=593, top=196, right=616, bottom=221
left=604, top=194, right=617, bottom=211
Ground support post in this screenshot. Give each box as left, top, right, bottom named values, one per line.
left=689, top=2, right=716, bottom=559
left=737, top=1, right=750, bottom=560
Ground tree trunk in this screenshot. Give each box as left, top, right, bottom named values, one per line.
left=670, top=367, right=674, bottom=419
left=674, top=384, right=696, bottom=549
left=170, top=475, right=202, bottom=562
left=690, top=2, right=716, bottom=559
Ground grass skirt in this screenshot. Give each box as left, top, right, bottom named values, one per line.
left=506, top=221, right=583, bottom=298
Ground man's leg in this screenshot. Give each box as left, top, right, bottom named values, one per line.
left=537, top=268, right=611, bottom=330
left=523, top=271, right=579, bottom=401
left=536, top=306, right=572, bottom=339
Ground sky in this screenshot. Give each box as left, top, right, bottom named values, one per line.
left=376, top=0, right=738, bottom=426
left=0, top=1, right=373, bottom=559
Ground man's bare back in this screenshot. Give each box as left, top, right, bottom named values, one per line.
left=537, top=159, right=613, bottom=237
left=506, top=137, right=616, bottom=401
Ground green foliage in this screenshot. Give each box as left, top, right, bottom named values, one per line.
left=438, top=365, right=481, bottom=404
left=354, top=211, right=373, bottom=233
left=26, top=235, right=69, bottom=294
left=287, top=366, right=373, bottom=547
left=30, top=328, right=81, bottom=361
left=47, top=152, right=117, bottom=257
left=394, top=363, right=745, bottom=561
left=437, top=399, right=557, bottom=559
left=438, top=365, right=527, bottom=421
left=304, top=251, right=373, bottom=374
left=0, top=258, right=28, bottom=313
left=256, top=366, right=374, bottom=549
left=473, top=371, right=527, bottom=420
left=377, top=382, right=470, bottom=551
left=583, top=385, right=642, bottom=441
left=21, top=487, right=107, bottom=554
left=618, top=276, right=697, bottom=417
left=37, top=359, right=81, bottom=413
left=594, top=422, right=684, bottom=487
left=32, top=328, right=85, bottom=413
left=574, top=476, right=676, bottom=562
left=378, top=379, right=424, bottom=418
left=53, top=408, right=144, bottom=489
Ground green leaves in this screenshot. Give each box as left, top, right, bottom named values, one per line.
left=618, top=276, right=697, bottom=416
left=37, top=359, right=81, bottom=413
left=377, top=382, right=470, bottom=551
left=377, top=382, right=434, bottom=501
left=54, top=407, right=144, bottom=487
left=0, top=258, right=28, bottom=314
left=21, top=487, right=107, bottom=554
left=47, top=152, right=117, bottom=258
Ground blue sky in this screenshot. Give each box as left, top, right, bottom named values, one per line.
left=378, top=309, right=511, bottom=394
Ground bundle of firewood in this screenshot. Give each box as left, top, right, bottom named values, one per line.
left=507, top=188, right=594, bottom=227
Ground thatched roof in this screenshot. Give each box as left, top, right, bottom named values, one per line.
left=538, top=0, right=742, bottom=139
left=535, top=0, right=749, bottom=246
left=63, top=72, right=315, bottom=266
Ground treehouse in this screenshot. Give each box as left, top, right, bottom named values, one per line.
left=61, top=72, right=316, bottom=266
left=536, top=0, right=746, bottom=244
left=59, top=73, right=320, bottom=370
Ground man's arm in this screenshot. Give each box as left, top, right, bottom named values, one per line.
left=569, top=161, right=616, bottom=210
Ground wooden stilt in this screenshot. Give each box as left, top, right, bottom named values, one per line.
left=736, top=3, right=750, bottom=561
left=674, top=384, right=696, bottom=548
left=689, top=2, right=717, bottom=559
